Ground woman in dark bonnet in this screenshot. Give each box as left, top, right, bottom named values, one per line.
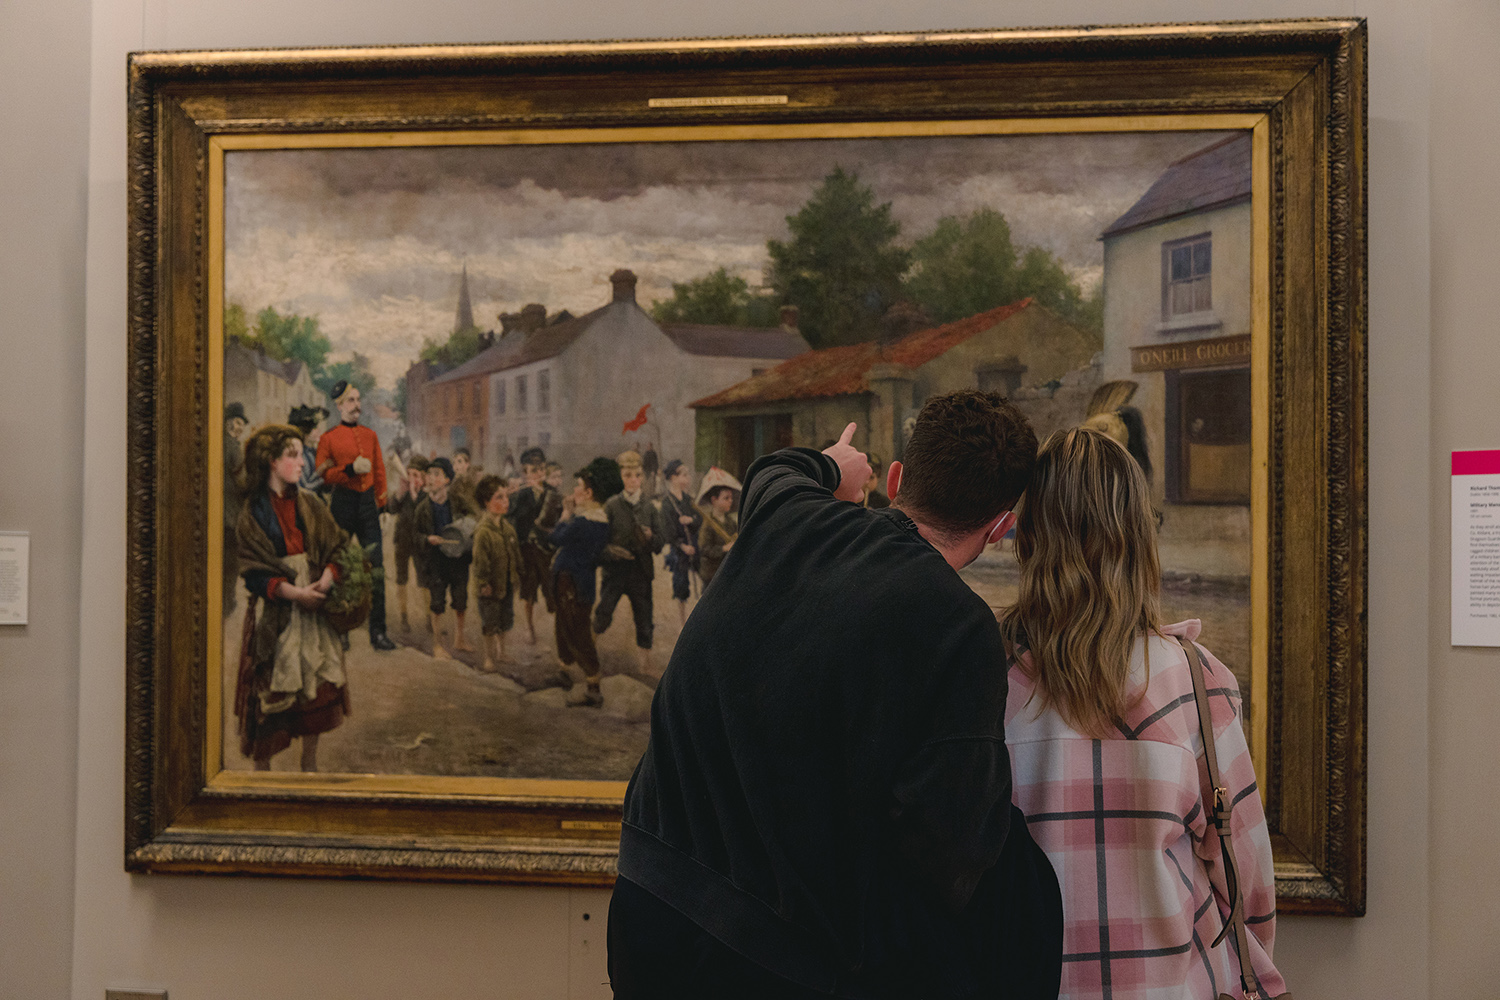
left=235, top=423, right=351, bottom=772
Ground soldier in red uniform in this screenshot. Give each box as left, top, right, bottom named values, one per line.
left=315, top=380, right=397, bottom=650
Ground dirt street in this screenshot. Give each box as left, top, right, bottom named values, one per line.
left=221, top=525, right=1251, bottom=779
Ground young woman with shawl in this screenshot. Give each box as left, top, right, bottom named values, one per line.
left=235, top=423, right=352, bottom=772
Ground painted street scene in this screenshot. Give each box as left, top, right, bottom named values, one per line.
left=218, top=130, right=1254, bottom=780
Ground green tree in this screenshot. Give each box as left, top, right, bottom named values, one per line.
left=651, top=268, right=779, bottom=327
left=419, top=323, right=485, bottom=370
left=904, top=208, right=1102, bottom=336
left=766, top=167, right=910, bottom=348
left=254, top=305, right=332, bottom=374
left=224, top=301, right=252, bottom=344
left=393, top=377, right=407, bottom=423
left=904, top=208, right=1019, bottom=324
left=316, top=351, right=376, bottom=399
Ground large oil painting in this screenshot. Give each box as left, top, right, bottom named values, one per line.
left=127, top=21, right=1365, bottom=909
left=216, top=129, right=1257, bottom=782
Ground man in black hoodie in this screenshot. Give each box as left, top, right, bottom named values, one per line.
left=611, top=390, right=1062, bottom=999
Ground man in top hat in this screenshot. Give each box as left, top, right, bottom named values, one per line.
left=314, top=380, right=397, bottom=651
left=223, top=402, right=249, bottom=617
left=593, top=449, right=666, bottom=674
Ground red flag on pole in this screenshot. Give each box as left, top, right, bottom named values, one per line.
left=623, top=403, right=651, bottom=433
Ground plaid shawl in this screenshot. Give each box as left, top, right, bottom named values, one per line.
left=1006, top=620, right=1286, bottom=1000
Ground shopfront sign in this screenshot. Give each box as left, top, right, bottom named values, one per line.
left=1131, top=333, right=1251, bottom=372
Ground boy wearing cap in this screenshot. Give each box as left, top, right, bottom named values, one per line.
left=414, top=457, right=476, bottom=659
left=472, top=474, right=522, bottom=671
left=593, top=450, right=665, bottom=674
left=388, top=453, right=429, bottom=632
left=314, top=381, right=396, bottom=651
left=507, top=446, right=563, bottom=643
left=658, top=459, right=702, bottom=622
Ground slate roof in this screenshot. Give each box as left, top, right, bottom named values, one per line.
left=230, top=341, right=306, bottom=386
left=432, top=304, right=609, bottom=384
left=657, top=322, right=810, bottom=359
left=1100, top=133, right=1252, bottom=239
left=690, top=299, right=1034, bottom=409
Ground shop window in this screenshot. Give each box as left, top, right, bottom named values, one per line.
left=1165, top=367, right=1250, bottom=505
left=1162, top=233, right=1212, bottom=318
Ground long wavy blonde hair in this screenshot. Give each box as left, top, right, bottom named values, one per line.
left=999, top=427, right=1163, bottom=737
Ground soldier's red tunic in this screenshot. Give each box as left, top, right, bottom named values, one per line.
left=315, top=423, right=387, bottom=507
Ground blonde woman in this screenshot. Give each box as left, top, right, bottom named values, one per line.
left=1000, top=428, right=1286, bottom=999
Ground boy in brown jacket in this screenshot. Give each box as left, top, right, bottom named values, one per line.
left=472, top=474, right=522, bottom=672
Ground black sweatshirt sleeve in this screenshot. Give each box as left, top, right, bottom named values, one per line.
left=887, top=624, right=1014, bottom=913
left=739, top=448, right=841, bottom=524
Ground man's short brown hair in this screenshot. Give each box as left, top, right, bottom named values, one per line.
left=896, top=390, right=1037, bottom=535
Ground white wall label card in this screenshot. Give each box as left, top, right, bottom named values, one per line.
left=1452, top=451, right=1500, bottom=645
left=0, top=531, right=28, bottom=625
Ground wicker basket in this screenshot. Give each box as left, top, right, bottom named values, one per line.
left=322, top=537, right=375, bottom=634
left=324, top=591, right=371, bottom=635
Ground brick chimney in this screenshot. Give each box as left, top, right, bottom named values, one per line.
left=610, top=269, right=638, bottom=304
left=779, top=304, right=800, bottom=332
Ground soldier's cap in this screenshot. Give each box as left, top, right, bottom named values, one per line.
left=224, top=402, right=247, bottom=422
left=330, top=380, right=355, bottom=402
left=616, top=449, right=643, bottom=470
left=520, top=446, right=547, bottom=467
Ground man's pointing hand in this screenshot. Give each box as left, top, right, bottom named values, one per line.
left=822, top=422, right=872, bottom=503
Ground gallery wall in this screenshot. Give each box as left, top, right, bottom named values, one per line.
left=0, top=1, right=91, bottom=998
left=0, top=0, right=1471, bottom=994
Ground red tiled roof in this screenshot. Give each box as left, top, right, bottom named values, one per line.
left=1101, top=133, right=1251, bottom=239
left=690, top=298, right=1033, bottom=409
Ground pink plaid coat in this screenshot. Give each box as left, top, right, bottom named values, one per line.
left=1005, top=620, right=1286, bottom=1000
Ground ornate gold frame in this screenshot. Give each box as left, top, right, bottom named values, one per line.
left=126, top=19, right=1366, bottom=914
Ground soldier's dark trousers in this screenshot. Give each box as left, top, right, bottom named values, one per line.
left=329, top=486, right=386, bottom=639
left=594, top=563, right=653, bottom=649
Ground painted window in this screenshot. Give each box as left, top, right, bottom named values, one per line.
left=494, top=377, right=506, bottom=414
left=1162, top=233, right=1212, bottom=318
left=538, top=369, right=550, bottom=413
left=517, top=374, right=528, bottom=413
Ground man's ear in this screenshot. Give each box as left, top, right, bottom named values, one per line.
left=887, top=461, right=903, bottom=501
left=985, top=510, right=1016, bottom=546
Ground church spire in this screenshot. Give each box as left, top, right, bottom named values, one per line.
left=454, top=263, right=475, bottom=332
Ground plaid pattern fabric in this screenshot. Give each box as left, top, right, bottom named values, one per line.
left=1006, top=620, right=1286, bottom=1000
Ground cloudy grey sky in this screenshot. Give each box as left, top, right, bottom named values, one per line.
left=224, top=130, right=1231, bottom=388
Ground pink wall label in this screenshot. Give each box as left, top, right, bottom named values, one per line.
left=1452, top=450, right=1500, bottom=475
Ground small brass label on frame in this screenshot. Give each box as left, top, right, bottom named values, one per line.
left=560, top=820, right=623, bottom=832
left=648, top=95, right=789, bottom=109
left=107, top=991, right=167, bottom=1000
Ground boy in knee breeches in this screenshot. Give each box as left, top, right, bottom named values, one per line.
left=473, top=474, right=521, bottom=672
